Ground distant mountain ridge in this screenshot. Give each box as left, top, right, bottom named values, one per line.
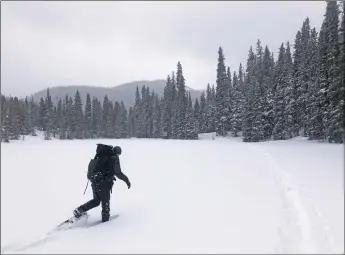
left=31, top=80, right=203, bottom=108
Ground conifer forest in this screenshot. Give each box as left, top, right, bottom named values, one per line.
left=1, top=2, right=344, bottom=144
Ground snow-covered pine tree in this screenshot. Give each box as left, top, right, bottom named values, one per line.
left=169, top=72, right=177, bottom=139
left=60, top=96, right=69, bottom=140
left=91, top=97, right=102, bottom=138
left=114, top=101, right=123, bottom=138
left=203, top=83, right=216, bottom=133
left=120, top=101, right=128, bottom=138
left=226, top=66, right=233, bottom=133
left=199, top=91, right=206, bottom=133
left=29, top=96, right=38, bottom=136
left=242, top=47, right=256, bottom=142
left=1, top=95, right=10, bottom=142
left=84, top=93, right=92, bottom=139
left=74, top=90, right=84, bottom=139
left=134, top=86, right=141, bottom=138
left=323, top=2, right=343, bottom=143
left=297, top=18, right=311, bottom=136
left=316, top=2, right=341, bottom=142
left=143, top=86, right=151, bottom=138
left=272, top=43, right=286, bottom=140
left=210, top=85, right=217, bottom=133
left=38, top=97, right=46, bottom=131
left=108, top=101, right=116, bottom=138
left=262, top=47, right=275, bottom=140
left=152, top=94, right=162, bottom=138
left=23, top=97, right=32, bottom=136
left=101, top=95, right=110, bottom=138
left=283, top=41, right=296, bottom=139
left=215, top=47, right=230, bottom=136
left=44, top=89, right=53, bottom=140
left=66, top=96, right=75, bottom=139
left=136, top=86, right=145, bottom=138
left=193, top=98, right=201, bottom=134
left=56, top=98, right=64, bottom=139
left=176, top=62, right=187, bottom=139
left=127, top=107, right=135, bottom=138
left=8, top=98, right=19, bottom=140
left=307, top=28, right=324, bottom=141
left=251, top=40, right=265, bottom=142
left=161, top=75, right=173, bottom=139
left=230, top=67, right=244, bottom=137
left=185, top=92, right=197, bottom=139
left=147, top=89, right=154, bottom=138
left=339, top=3, right=345, bottom=143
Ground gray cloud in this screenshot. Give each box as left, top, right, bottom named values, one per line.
left=1, top=1, right=326, bottom=97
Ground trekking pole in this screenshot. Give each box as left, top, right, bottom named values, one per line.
left=83, top=180, right=89, bottom=195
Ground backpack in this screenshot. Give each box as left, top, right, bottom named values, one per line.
left=87, top=144, right=113, bottom=181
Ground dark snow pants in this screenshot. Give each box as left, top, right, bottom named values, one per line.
left=78, top=179, right=113, bottom=222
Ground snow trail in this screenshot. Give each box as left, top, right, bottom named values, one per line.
left=249, top=143, right=338, bottom=254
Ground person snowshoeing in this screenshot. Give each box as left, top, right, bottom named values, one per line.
left=73, top=144, right=131, bottom=222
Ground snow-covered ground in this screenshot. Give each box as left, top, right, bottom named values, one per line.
left=1, top=133, right=344, bottom=254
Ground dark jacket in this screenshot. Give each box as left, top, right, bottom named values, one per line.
left=108, top=153, right=130, bottom=186
left=92, top=144, right=130, bottom=188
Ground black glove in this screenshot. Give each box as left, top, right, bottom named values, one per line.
left=126, top=180, right=131, bottom=189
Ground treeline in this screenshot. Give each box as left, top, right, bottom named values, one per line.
left=1, top=2, right=344, bottom=143
left=0, top=61, right=199, bottom=142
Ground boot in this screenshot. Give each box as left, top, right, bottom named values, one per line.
left=101, top=201, right=110, bottom=222
left=102, top=213, right=110, bottom=222
left=73, top=207, right=85, bottom=218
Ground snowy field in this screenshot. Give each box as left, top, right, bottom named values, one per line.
left=1, top=133, right=344, bottom=254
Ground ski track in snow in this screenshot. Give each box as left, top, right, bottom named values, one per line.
left=1, top=213, right=115, bottom=254
left=248, top=144, right=336, bottom=254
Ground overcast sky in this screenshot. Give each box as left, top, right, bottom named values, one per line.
left=2, top=1, right=327, bottom=97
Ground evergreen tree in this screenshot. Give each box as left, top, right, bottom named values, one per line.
left=127, top=107, right=135, bottom=138
left=84, top=93, right=92, bottom=139
left=152, top=94, right=162, bottom=138
left=185, top=92, right=198, bottom=139
left=272, top=43, right=287, bottom=140
left=23, top=97, right=32, bottom=135
left=230, top=67, right=244, bottom=137
left=146, top=88, right=154, bottom=138
left=242, top=47, right=256, bottom=142
left=262, top=47, right=275, bottom=140
left=74, top=90, right=84, bottom=139
left=91, top=97, right=102, bottom=138
left=29, top=96, right=38, bottom=136
left=176, top=62, right=187, bottom=139
left=251, top=40, right=265, bottom=142
left=102, top=95, right=110, bottom=138
left=215, top=47, right=230, bottom=136
left=44, top=89, right=53, bottom=140
left=170, top=72, right=179, bottom=139
left=307, top=28, right=324, bottom=140
left=161, top=75, right=173, bottom=139
left=1, top=96, right=10, bottom=142
left=66, top=96, right=75, bottom=139
left=10, top=97, right=21, bottom=140
left=120, top=101, right=128, bottom=138
left=38, top=97, right=46, bottom=131
left=133, top=86, right=141, bottom=137
left=56, top=98, right=64, bottom=139
left=323, top=2, right=343, bottom=143
left=199, top=91, right=206, bottom=133
left=193, top=98, right=201, bottom=134
left=283, top=41, right=296, bottom=139
left=108, top=101, right=116, bottom=138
